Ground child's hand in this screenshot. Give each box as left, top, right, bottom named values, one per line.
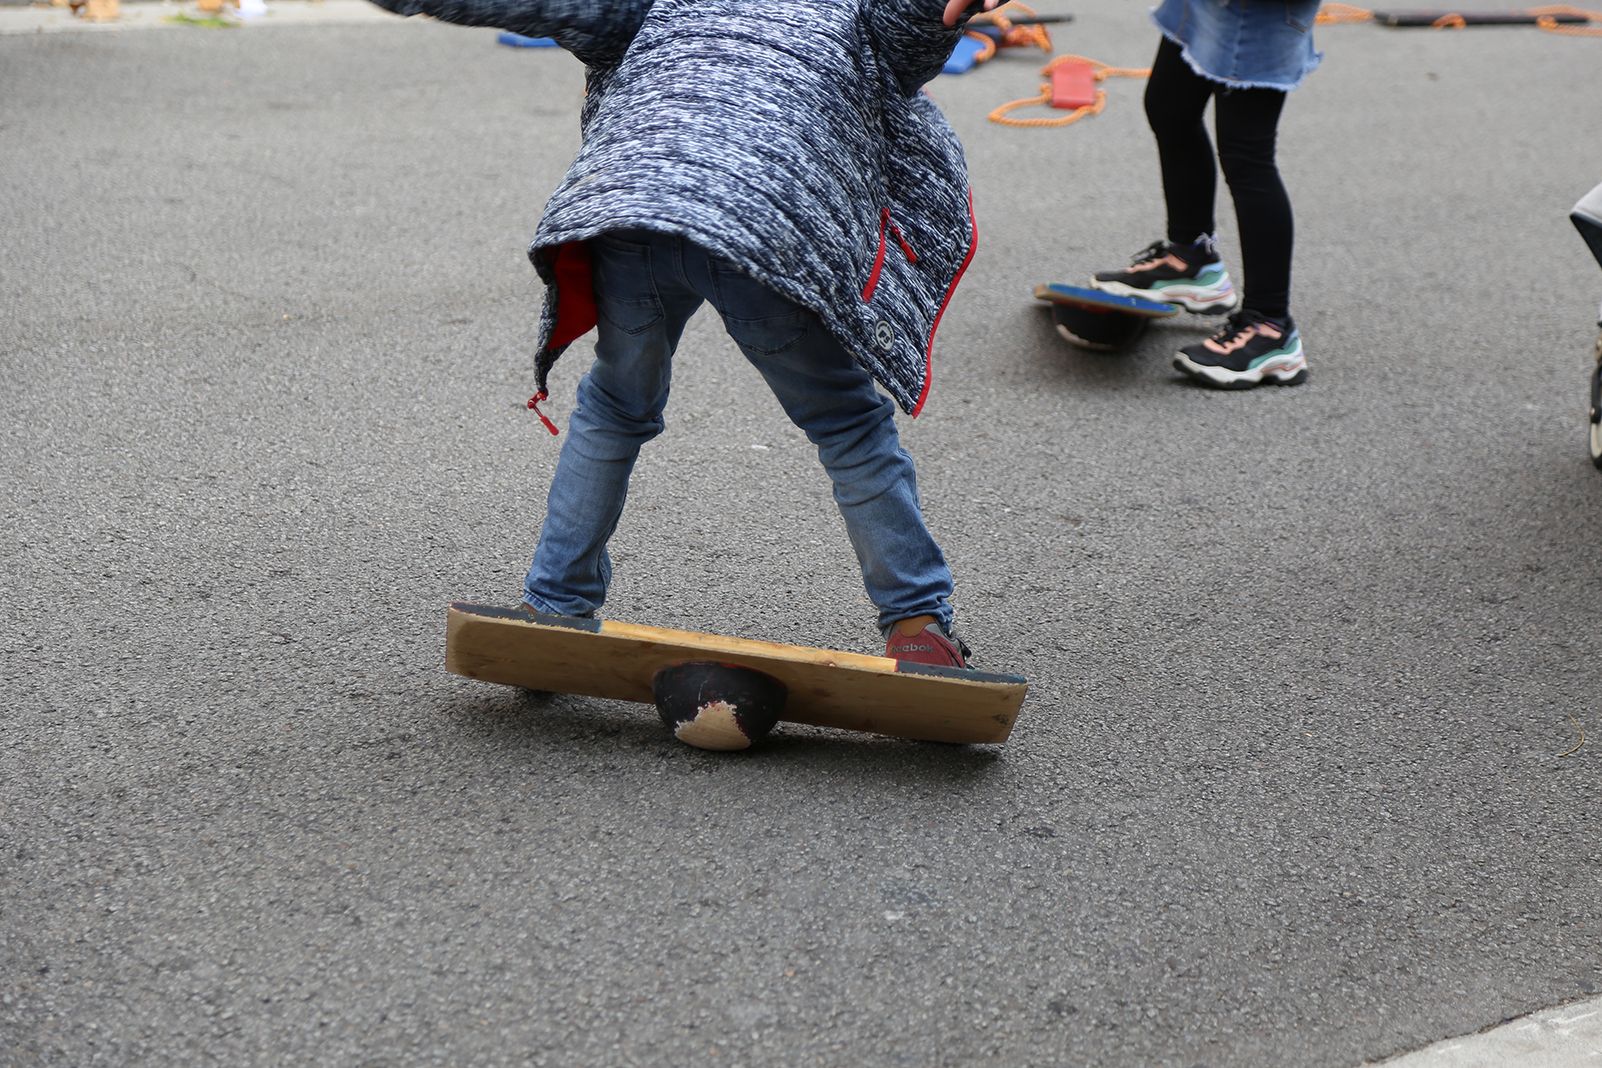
left=942, top=0, right=1000, bottom=27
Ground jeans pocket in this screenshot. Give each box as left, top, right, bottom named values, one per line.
left=722, top=308, right=809, bottom=356
left=709, top=262, right=809, bottom=355
left=591, top=234, right=664, bottom=336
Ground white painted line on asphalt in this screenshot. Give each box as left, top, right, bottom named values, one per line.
left=1369, top=994, right=1602, bottom=1067
left=0, top=0, right=393, bottom=35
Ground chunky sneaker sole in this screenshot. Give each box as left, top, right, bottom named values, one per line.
left=1092, top=269, right=1242, bottom=315
left=1174, top=336, right=1309, bottom=389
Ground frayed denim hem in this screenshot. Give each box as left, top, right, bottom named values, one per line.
left=519, top=594, right=594, bottom=620
left=1151, top=21, right=1322, bottom=92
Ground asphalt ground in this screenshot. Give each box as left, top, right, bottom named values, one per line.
left=3, top=3, right=1601, bottom=1066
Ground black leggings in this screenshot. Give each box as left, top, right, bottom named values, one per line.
left=1144, top=36, right=1294, bottom=321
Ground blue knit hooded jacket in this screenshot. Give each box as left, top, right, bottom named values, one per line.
left=370, top=0, right=978, bottom=415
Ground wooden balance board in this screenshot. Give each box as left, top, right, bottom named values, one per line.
left=445, top=604, right=1028, bottom=745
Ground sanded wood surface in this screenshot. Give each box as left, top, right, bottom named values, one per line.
left=445, top=604, right=1028, bottom=744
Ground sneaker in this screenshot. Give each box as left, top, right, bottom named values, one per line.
left=885, top=623, right=971, bottom=669
left=1091, top=239, right=1241, bottom=314
left=1173, top=310, right=1308, bottom=389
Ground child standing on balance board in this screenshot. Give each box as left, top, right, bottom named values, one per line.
left=1091, top=0, right=1321, bottom=389
left=366, top=0, right=1002, bottom=666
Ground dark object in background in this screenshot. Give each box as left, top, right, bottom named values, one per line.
left=1571, top=181, right=1602, bottom=469
left=1374, top=9, right=1591, bottom=26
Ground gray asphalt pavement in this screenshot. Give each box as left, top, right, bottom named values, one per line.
left=3, top=4, right=1601, bottom=1066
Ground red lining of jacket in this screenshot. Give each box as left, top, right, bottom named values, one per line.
left=549, top=241, right=598, bottom=351
left=911, top=190, right=978, bottom=418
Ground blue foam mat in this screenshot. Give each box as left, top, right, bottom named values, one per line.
left=497, top=32, right=557, bottom=47
left=942, top=34, right=988, bottom=75
left=1035, top=282, right=1179, bottom=317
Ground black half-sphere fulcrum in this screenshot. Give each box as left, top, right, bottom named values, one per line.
left=1033, top=282, right=1180, bottom=351
left=1051, top=301, right=1152, bottom=350
left=652, top=661, right=788, bottom=751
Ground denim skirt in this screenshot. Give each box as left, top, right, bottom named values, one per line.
left=1151, top=0, right=1324, bottom=90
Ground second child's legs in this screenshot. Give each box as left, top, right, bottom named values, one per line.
left=1140, top=36, right=1306, bottom=388
left=1213, top=86, right=1292, bottom=322
left=1145, top=36, right=1218, bottom=247
left=1144, top=35, right=1294, bottom=321
left=1091, top=38, right=1239, bottom=314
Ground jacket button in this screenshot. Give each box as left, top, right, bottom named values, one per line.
left=875, top=319, right=894, bottom=349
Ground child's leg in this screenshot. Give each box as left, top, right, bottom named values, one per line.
left=1213, top=86, right=1293, bottom=321
left=687, top=248, right=954, bottom=637
left=1172, top=90, right=1308, bottom=390
left=522, top=231, right=701, bottom=617
left=1144, top=36, right=1220, bottom=246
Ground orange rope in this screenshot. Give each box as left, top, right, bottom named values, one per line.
left=988, top=54, right=1149, bottom=128
left=1316, top=3, right=1376, bottom=23
left=1531, top=4, right=1602, bottom=34
left=989, top=85, right=1104, bottom=128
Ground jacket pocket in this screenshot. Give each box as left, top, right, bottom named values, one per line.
left=861, top=208, right=917, bottom=303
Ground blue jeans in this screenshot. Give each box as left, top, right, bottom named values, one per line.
left=522, top=229, right=954, bottom=636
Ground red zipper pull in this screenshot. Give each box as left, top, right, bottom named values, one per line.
left=889, top=221, right=918, bottom=264
left=862, top=208, right=892, bottom=302
left=527, top=391, right=560, bottom=435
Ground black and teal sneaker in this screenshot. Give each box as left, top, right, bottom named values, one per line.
left=1174, top=310, right=1308, bottom=389
left=1091, top=238, right=1240, bottom=315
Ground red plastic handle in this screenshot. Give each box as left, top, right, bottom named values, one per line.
left=1050, top=61, right=1097, bottom=110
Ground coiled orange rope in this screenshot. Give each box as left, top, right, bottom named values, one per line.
left=988, top=54, right=1150, bottom=128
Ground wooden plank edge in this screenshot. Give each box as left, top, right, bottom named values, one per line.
left=446, top=602, right=1027, bottom=687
